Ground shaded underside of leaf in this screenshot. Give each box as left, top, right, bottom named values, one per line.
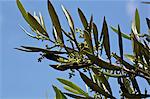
left=118, top=25, right=123, bottom=60
left=102, top=17, right=111, bottom=62
left=93, top=23, right=99, bottom=52
left=146, top=18, right=150, bottom=30
left=50, top=63, right=91, bottom=71
left=78, top=8, right=88, bottom=29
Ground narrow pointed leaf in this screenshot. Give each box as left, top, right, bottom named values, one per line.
left=16, top=0, right=29, bottom=23
left=18, top=46, right=67, bottom=54
left=79, top=72, right=115, bottom=99
left=135, top=8, right=140, bottom=33
left=110, top=26, right=131, bottom=40
left=19, top=25, right=37, bottom=39
left=52, top=85, right=67, bottom=99
left=88, top=15, right=93, bottom=33
left=57, top=78, right=88, bottom=97
left=118, top=25, right=123, bottom=60
left=78, top=8, right=88, bottom=29
left=61, top=5, right=74, bottom=33
left=129, top=76, right=141, bottom=94
left=93, top=23, right=99, bottom=52
left=102, top=17, right=111, bottom=61
left=146, top=18, right=150, bottom=30
left=64, top=86, right=82, bottom=95
left=48, top=0, right=64, bottom=43
left=27, top=13, right=49, bottom=38
left=64, top=93, right=87, bottom=99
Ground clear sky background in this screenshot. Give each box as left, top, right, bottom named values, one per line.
left=0, top=0, right=150, bottom=99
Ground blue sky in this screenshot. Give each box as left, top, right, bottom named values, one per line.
left=0, top=0, right=150, bottom=99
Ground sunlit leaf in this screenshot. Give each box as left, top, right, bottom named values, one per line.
left=78, top=8, right=88, bottom=29
left=16, top=0, right=29, bottom=24
left=110, top=26, right=131, bottom=40
left=135, top=8, right=140, bottom=33
left=52, top=85, right=67, bottom=99
left=79, top=72, right=115, bottom=98
left=61, top=5, right=74, bottom=33
left=47, top=0, right=64, bottom=44
left=19, top=25, right=37, bottom=39
left=57, top=78, right=88, bottom=96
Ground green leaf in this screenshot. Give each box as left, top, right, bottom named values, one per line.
left=84, top=51, right=121, bottom=70
left=84, top=30, right=94, bottom=54
left=64, top=86, right=81, bottom=95
left=102, top=17, right=111, bottom=62
left=92, top=68, right=112, bottom=95
left=27, top=13, right=49, bottom=38
left=123, top=78, right=133, bottom=94
left=110, top=26, right=131, bottom=40
left=78, top=8, right=88, bottom=29
left=79, top=72, right=115, bottom=99
left=16, top=0, right=29, bottom=24
left=52, top=85, right=67, bottom=99
left=118, top=25, right=123, bottom=60
left=57, top=78, right=88, bottom=97
left=135, top=8, right=140, bottom=33
left=47, top=0, right=64, bottom=44
left=93, top=23, right=99, bottom=52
